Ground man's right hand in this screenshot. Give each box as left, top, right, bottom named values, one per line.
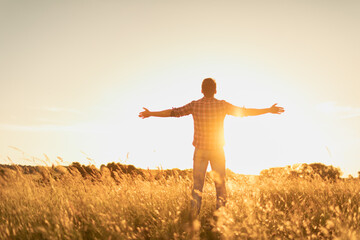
left=139, top=107, right=151, bottom=119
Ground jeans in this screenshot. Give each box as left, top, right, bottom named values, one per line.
left=191, top=148, right=227, bottom=214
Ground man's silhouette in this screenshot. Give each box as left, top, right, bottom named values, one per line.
left=139, top=78, right=284, bottom=214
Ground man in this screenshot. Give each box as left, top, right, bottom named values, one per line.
left=139, top=78, right=284, bottom=214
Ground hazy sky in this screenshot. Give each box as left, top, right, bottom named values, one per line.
left=1, top=0, right=360, bottom=176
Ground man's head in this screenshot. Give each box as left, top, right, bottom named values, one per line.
left=201, top=78, right=217, bottom=97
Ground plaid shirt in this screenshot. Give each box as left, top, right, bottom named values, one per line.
left=171, top=97, right=246, bottom=149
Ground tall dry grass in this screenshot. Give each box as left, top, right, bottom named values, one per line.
left=1, top=164, right=360, bottom=240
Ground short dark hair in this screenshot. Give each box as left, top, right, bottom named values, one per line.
left=201, top=78, right=216, bottom=97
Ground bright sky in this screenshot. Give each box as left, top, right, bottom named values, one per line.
left=1, top=0, right=360, bottom=176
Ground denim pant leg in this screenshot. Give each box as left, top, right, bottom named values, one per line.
left=209, top=148, right=227, bottom=209
left=191, top=149, right=209, bottom=214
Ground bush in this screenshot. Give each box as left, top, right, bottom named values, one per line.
left=260, top=163, right=342, bottom=181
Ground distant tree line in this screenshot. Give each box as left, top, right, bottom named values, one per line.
left=0, top=162, right=193, bottom=184
left=0, top=162, right=347, bottom=184
left=260, top=163, right=343, bottom=181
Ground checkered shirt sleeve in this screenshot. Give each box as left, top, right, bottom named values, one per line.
left=170, top=101, right=193, bottom=117
left=222, top=100, right=247, bottom=117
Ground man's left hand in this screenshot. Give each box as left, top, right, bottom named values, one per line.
left=269, top=104, right=284, bottom=114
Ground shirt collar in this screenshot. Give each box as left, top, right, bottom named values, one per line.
left=202, top=97, right=216, bottom=101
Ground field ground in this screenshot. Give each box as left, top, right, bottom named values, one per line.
left=1, top=163, right=360, bottom=240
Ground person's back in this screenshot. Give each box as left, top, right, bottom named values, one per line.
left=172, top=97, right=244, bottom=150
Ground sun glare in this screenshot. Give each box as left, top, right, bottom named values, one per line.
left=17, top=56, right=342, bottom=176
left=85, top=63, right=293, bottom=174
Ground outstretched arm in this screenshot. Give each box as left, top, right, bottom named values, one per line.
left=138, top=108, right=172, bottom=119
left=244, top=103, right=284, bottom=116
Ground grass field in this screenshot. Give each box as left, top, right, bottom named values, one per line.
left=1, top=163, right=360, bottom=240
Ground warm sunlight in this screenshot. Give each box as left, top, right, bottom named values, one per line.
left=2, top=1, right=360, bottom=239
left=87, top=63, right=287, bottom=174
left=1, top=0, right=360, bottom=177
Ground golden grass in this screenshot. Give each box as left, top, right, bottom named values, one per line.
left=1, top=164, right=360, bottom=240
